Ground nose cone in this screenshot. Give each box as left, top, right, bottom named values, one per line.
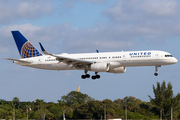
left=172, top=57, right=178, bottom=64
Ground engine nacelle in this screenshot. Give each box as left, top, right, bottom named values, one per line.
left=109, top=62, right=121, bottom=68
left=108, top=67, right=126, bottom=73
left=91, top=63, right=109, bottom=72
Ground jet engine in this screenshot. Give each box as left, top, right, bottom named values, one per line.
left=108, top=67, right=126, bottom=73
left=91, top=63, right=109, bottom=72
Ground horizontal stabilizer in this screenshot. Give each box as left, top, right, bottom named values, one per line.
left=4, top=58, right=32, bottom=63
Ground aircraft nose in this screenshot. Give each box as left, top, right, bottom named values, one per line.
left=173, top=57, right=178, bottom=64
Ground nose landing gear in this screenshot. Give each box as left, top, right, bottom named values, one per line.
left=154, top=73, right=158, bottom=76
left=154, top=65, right=161, bottom=76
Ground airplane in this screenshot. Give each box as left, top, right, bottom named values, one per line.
left=5, top=31, right=178, bottom=80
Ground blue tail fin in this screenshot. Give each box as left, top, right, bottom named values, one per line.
left=11, top=31, right=42, bottom=58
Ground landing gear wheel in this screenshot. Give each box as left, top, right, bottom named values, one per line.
left=154, top=73, right=158, bottom=76
left=92, top=76, right=96, bottom=80
left=81, top=75, right=86, bottom=79
left=86, top=74, right=90, bottom=78
left=81, top=68, right=91, bottom=79
left=154, top=65, right=160, bottom=76
left=81, top=74, right=90, bottom=79
left=96, top=75, right=100, bottom=79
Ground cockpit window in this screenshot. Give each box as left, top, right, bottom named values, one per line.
left=165, top=55, right=173, bottom=57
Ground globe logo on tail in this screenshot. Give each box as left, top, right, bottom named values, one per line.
left=21, top=41, right=42, bottom=58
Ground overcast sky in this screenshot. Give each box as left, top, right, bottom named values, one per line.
left=1, top=0, right=180, bottom=103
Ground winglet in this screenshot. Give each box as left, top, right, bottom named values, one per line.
left=96, top=49, right=99, bottom=53
left=39, top=42, right=52, bottom=55
left=39, top=42, right=46, bottom=52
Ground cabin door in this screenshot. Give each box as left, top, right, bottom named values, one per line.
left=156, top=54, right=160, bottom=59
left=122, top=55, right=126, bottom=61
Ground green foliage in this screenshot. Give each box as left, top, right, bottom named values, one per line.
left=122, top=96, right=142, bottom=112
left=35, top=99, right=45, bottom=110
left=0, top=84, right=180, bottom=119
left=102, top=99, right=116, bottom=118
left=0, top=104, right=13, bottom=119
left=66, top=108, right=74, bottom=118
left=74, top=103, right=92, bottom=119
left=46, top=112, right=54, bottom=119
left=0, top=99, right=6, bottom=105
left=48, top=104, right=62, bottom=119
left=149, top=81, right=180, bottom=119
left=61, top=91, right=94, bottom=107
left=12, top=97, right=20, bottom=104
left=114, top=98, right=124, bottom=109
left=34, top=108, right=49, bottom=119
left=15, top=108, right=26, bottom=119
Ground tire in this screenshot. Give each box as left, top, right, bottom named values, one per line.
left=86, top=74, right=90, bottom=78
left=96, top=75, right=100, bottom=79
left=81, top=75, right=86, bottom=79
left=92, top=76, right=96, bottom=80
left=154, top=73, right=158, bottom=76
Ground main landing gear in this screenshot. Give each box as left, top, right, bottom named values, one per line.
left=154, top=65, right=161, bottom=76
left=81, top=69, right=90, bottom=79
left=81, top=70, right=100, bottom=80
left=91, top=72, right=100, bottom=80
left=81, top=74, right=90, bottom=79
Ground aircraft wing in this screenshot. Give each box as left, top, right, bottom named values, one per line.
left=39, top=43, right=93, bottom=68
left=4, top=58, right=32, bottom=63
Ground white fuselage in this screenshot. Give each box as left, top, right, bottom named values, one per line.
left=14, top=50, right=177, bottom=73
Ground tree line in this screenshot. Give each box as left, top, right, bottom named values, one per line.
left=0, top=81, right=180, bottom=119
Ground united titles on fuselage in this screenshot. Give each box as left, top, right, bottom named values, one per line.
left=129, top=52, right=151, bottom=56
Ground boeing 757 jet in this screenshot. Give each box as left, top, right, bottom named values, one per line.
left=5, top=31, right=178, bottom=79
